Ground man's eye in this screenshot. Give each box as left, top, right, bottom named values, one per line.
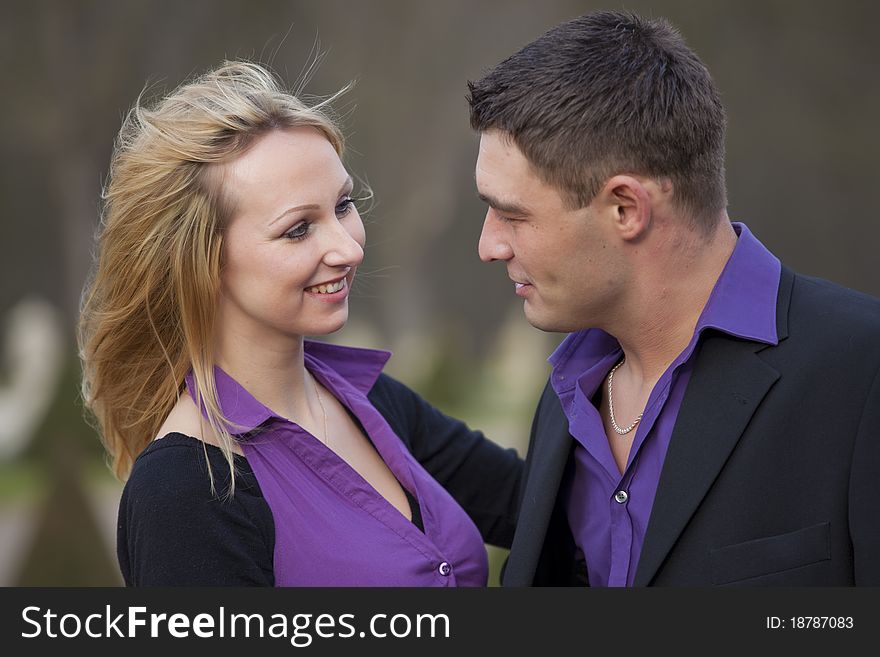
left=284, top=222, right=311, bottom=241
left=490, top=208, right=517, bottom=223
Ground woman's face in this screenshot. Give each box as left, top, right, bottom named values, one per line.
left=216, top=127, right=365, bottom=348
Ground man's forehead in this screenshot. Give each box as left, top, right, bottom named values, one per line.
left=478, top=130, right=525, bottom=161
left=476, top=132, right=567, bottom=211
left=476, top=132, right=534, bottom=186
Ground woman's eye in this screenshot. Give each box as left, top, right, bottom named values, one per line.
left=336, top=197, right=355, bottom=217
left=284, top=222, right=311, bottom=241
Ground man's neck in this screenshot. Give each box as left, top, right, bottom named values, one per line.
left=609, top=220, right=737, bottom=387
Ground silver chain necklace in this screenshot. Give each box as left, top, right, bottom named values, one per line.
left=607, top=358, right=643, bottom=435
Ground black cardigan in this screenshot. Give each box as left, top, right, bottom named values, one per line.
left=117, top=373, right=524, bottom=586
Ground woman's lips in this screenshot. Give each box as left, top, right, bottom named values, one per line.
left=305, top=277, right=350, bottom=302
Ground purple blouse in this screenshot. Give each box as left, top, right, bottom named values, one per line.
left=186, top=341, right=488, bottom=586
left=549, top=222, right=781, bottom=586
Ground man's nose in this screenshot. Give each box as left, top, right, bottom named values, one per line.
left=478, top=210, right=513, bottom=262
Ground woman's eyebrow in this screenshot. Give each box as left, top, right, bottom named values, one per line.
left=269, top=176, right=354, bottom=226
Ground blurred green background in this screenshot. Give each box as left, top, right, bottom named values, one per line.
left=1, top=0, right=878, bottom=586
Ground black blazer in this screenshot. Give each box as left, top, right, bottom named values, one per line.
left=503, top=267, right=880, bottom=586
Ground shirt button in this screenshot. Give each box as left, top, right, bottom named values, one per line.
left=438, top=562, right=452, bottom=576
left=614, top=490, right=629, bottom=504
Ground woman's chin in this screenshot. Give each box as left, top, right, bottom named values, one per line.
left=305, top=314, right=349, bottom=337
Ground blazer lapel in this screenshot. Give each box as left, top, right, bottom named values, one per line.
left=633, top=334, right=780, bottom=586
left=634, top=266, right=794, bottom=586
left=504, top=383, right=573, bottom=585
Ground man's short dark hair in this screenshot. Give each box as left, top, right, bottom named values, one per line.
left=468, top=10, right=727, bottom=233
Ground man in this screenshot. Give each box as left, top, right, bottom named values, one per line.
left=469, top=10, right=880, bottom=586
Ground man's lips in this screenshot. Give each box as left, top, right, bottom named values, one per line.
left=513, top=280, right=533, bottom=297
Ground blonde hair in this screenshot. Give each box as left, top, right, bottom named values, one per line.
left=79, top=61, right=345, bottom=491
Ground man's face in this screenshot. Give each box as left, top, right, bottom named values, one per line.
left=475, top=130, right=620, bottom=332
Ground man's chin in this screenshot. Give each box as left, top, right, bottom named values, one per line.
left=523, top=301, right=588, bottom=334
left=523, top=303, right=564, bottom=333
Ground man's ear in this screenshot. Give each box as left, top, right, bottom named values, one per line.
left=599, top=175, right=653, bottom=241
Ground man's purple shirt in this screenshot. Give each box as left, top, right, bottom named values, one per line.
left=549, top=222, right=780, bottom=586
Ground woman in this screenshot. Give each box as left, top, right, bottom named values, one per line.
left=79, top=61, right=522, bottom=586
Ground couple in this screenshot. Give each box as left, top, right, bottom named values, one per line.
left=80, top=11, right=880, bottom=587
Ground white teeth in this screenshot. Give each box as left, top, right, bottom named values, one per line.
left=307, top=280, right=344, bottom=294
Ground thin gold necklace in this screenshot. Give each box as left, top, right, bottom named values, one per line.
left=607, top=358, right=642, bottom=435
left=310, top=373, right=330, bottom=447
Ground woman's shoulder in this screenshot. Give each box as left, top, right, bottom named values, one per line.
left=152, top=391, right=245, bottom=455
left=366, top=372, right=421, bottom=412
left=126, top=432, right=256, bottom=499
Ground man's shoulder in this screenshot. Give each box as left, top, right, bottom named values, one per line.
left=788, top=271, right=880, bottom=329
left=782, top=270, right=880, bottom=366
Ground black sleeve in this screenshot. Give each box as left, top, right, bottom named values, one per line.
left=117, top=437, right=275, bottom=586
left=368, top=373, right=524, bottom=548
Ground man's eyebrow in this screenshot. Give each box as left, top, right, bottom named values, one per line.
left=477, top=192, right=530, bottom=216
left=269, top=176, right=354, bottom=226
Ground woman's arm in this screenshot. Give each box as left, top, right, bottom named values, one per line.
left=118, top=436, right=275, bottom=586
left=368, top=374, right=524, bottom=548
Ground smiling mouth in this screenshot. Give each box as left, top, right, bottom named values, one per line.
left=305, top=279, right=346, bottom=294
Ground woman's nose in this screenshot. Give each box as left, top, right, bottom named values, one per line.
left=323, top=218, right=365, bottom=267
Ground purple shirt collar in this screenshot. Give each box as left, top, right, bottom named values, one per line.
left=549, top=221, right=780, bottom=388
left=184, top=340, right=391, bottom=435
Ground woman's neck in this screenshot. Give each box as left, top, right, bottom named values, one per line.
left=214, top=329, right=316, bottom=423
